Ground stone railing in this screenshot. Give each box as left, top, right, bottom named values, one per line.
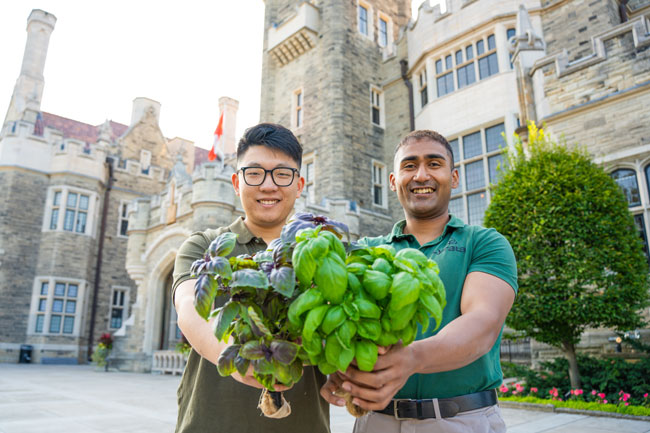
left=152, top=350, right=187, bottom=375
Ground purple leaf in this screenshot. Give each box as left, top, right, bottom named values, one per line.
left=270, top=266, right=296, bottom=298
left=270, top=340, right=299, bottom=365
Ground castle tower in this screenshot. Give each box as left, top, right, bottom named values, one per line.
left=260, top=0, right=411, bottom=236
left=218, top=96, right=239, bottom=155
left=4, top=9, right=57, bottom=126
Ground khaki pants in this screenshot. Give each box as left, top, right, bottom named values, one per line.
left=352, top=404, right=506, bottom=433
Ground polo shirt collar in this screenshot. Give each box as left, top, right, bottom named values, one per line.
left=228, top=217, right=258, bottom=245
left=389, top=214, right=465, bottom=242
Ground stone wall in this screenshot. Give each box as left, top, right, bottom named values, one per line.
left=538, top=20, right=650, bottom=157
left=541, top=0, right=621, bottom=62
left=260, top=0, right=409, bottom=237
left=0, top=169, right=48, bottom=362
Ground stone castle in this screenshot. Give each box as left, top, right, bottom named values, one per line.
left=0, top=0, right=648, bottom=370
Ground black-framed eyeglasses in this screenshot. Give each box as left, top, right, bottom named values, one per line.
left=239, top=167, right=299, bottom=187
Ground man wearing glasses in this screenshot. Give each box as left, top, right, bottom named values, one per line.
left=171, top=123, right=329, bottom=433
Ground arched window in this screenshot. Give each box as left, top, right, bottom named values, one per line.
left=611, top=168, right=641, bottom=207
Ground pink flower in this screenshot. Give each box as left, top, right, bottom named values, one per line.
left=603, top=400, right=608, bottom=404
left=515, top=383, right=524, bottom=392
left=625, top=402, right=629, bottom=406
left=644, top=393, right=648, bottom=398
left=575, top=389, right=583, bottom=395
left=598, top=393, right=606, bottom=399
left=530, top=387, right=538, bottom=393
left=499, top=384, right=509, bottom=393
left=591, top=390, right=597, bottom=396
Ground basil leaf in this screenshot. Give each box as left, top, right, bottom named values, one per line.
left=354, top=298, right=382, bottom=319
left=318, top=360, right=338, bottom=375
left=400, top=322, right=418, bottom=345
left=388, top=302, right=418, bottom=331
left=394, top=248, right=428, bottom=268
left=240, top=340, right=266, bottom=360
left=362, top=269, right=392, bottom=300
left=375, top=330, right=400, bottom=347
left=252, top=358, right=275, bottom=375
left=371, top=257, right=393, bottom=275
left=335, top=320, right=357, bottom=350
left=270, top=340, right=299, bottom=365
left=234, top=355, right=250, bottom=377
left=214, top=300, right=239, bottom=341
left=247, top=306, right=272, bottom=337
left=320, top=305, right=347, bottom=335
left=357, top=319, right=382, bottom=341
left=208, top=232, right=238, bottom=258
left=194, top=274, right=217, bottom=320
left=302, top=305, right=330, bottom=341
left=389, top=272, right=420, bottom=311
left=355, top=339, right=378, bottom=372
left=230, top=269, right=269, bottom=289
left=314, top=253, right=347, bottom=304
left=288, top=288, right=324, bottom=327
left=307, top=236, right=330, bottom=260
left=269, top=266, right=296, bottom=298
left=293, top=241, right=317, bottom=286
left=217, top=344, right=240, bottom=376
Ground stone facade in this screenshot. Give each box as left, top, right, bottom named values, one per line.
left=3, top=0, right=650, bottom=371
left=0, top=11, right=198, bottom=364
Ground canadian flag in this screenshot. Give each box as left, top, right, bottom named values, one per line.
left=208, top=112, right=224, bottom=161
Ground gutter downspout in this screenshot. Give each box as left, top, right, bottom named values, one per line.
left=87, top=156, right=114, bottom=361
left=400, top=59, right=415, bottom=132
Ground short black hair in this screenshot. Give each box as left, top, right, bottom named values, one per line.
left=395, top=129, right=455, bottom=169
left=236, top=123, right=302, bottom=169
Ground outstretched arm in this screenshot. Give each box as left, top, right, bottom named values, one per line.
left=321, top=271, right=515, bottom=410
left=174, top=279, right=291, bottom=390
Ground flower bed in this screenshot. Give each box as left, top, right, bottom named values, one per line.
left=498, top=383, right=650, bottom=417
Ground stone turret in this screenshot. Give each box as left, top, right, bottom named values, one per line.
left=4, top=9, right=57, bottom=126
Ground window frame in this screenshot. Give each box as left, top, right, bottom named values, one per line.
left=418, top=68, right=429, bottom=109
left=28, top=277, right=86, bottom=337
left=43, top=186, right=98, bottom=237
left=292, top=87, right=304, bottom=130
left=140, top=150, right=152, bottom=176
left=117, top=200, right=130, bottom=238
left=370, top=85, right=385, bottom=128
left=357, top=1, right=373, bottom=40
left=449, top=122, right=508, bottom=226
left=302, top=153, right=316, bottom=203
left=108, top=286, right=130, bottom=330
left=371, top=160, right=388, bottom=209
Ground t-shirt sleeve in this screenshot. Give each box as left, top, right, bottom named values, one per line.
left=467, top=227, right=518, bottom=294
left=172, top=231, right=212, bottom=296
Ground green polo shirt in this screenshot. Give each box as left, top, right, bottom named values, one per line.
left=172, top=217, right=329, bottom=433
left=359, top=215, right=517, bottom=399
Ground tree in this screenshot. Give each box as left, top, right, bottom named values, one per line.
left=484, top=122, right=649, bottom=389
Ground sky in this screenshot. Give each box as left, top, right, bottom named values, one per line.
left=0, top=1, right=437, bottom=150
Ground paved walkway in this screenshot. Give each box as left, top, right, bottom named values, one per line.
left=1, top=364, right=649, bottom=433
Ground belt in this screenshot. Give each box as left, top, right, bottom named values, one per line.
left=374, top=389, right=498, bottom=420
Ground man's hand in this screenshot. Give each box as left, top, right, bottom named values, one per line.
left=337, top=342, right=418, bottom=411
left=319, top=372, right=347, bottom=406
left=231, top=363, right=292, bottom=391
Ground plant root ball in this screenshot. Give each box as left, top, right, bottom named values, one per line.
left=334, top=389, right=368, bottom=418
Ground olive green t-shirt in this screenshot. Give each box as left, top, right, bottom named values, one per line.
left=359, top=215, right=518, bottom=400
left=172, top=217, right=330, bottom=433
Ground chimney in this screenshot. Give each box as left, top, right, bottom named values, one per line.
left=130, top=97, right=161, bottom=126
left=4, top=9, right=57, bottom=125
left=218, top=97, right=239, bottom=155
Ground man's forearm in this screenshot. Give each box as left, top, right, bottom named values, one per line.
left=409, top=308, right=503, bottom=375
left=175, top=281, right=228, bottom=366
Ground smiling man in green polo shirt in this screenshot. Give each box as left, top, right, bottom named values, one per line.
left=321, top=130, right=517, bottom=432
left=172, top=123, right=329, bottom=433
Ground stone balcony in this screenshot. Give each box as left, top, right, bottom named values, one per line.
left=267, top=2, right=320, bottom=66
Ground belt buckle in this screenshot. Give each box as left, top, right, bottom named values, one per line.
left=392, top=399, right=414, bottom=420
